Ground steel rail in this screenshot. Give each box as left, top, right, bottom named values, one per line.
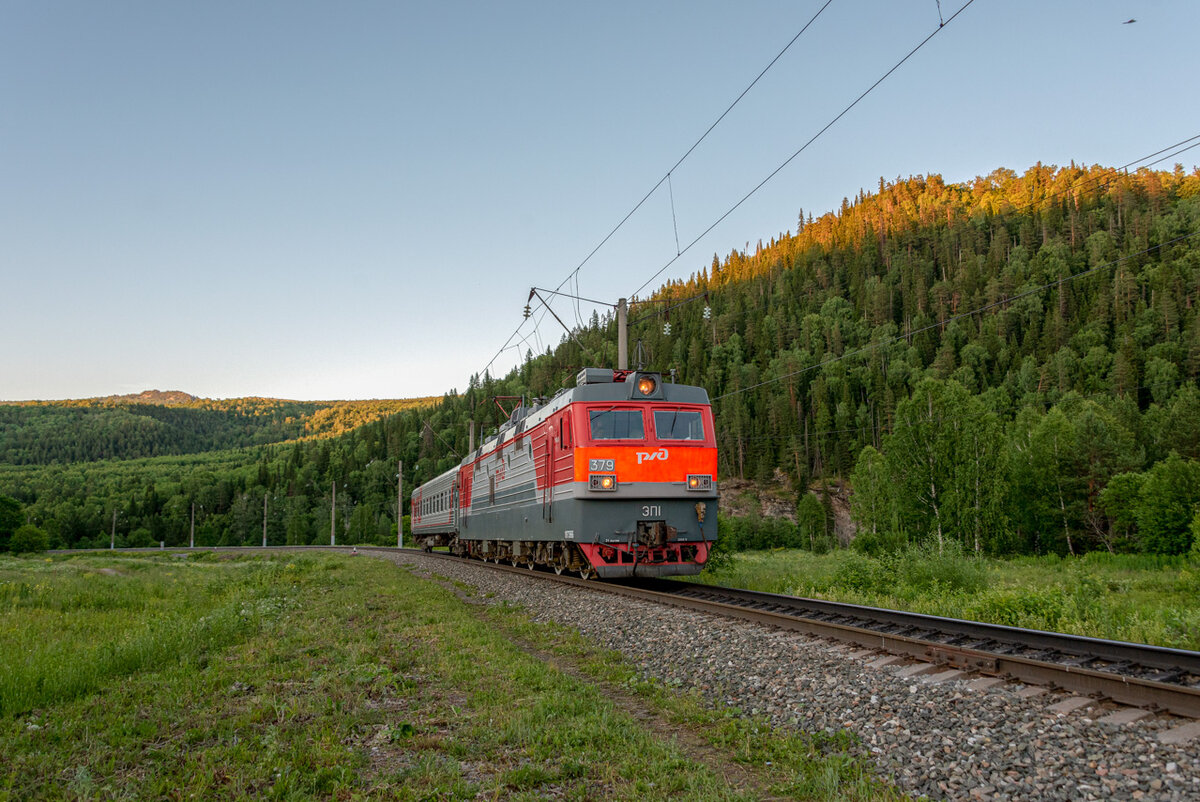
left=383, top=548, right=1200, bottom=719
left=646, top=581, right=1200, bottom=676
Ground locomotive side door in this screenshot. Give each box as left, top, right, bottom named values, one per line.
left=540, top=423, right=553, bottom=522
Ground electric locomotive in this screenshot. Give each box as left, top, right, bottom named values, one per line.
left=410, top=367, right=717, bottom=578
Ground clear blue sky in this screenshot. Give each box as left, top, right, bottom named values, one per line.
left=3, top=1, right=1198, bottom=401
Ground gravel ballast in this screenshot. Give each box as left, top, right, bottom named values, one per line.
left=388, top=552, right=1200, bottom=801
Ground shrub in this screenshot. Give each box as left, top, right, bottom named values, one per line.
left=968, top=587, right=1067, bottom=628
left=1190, top=509, right=1200, bottom=562
left=895, top=540, right=987, bottom=595
left=129, top=527, right=156, bottom=548
left=831, top=551, right=886, bottom=593
left=9, top=525, right=50, bottom=554
left=714, top=513, right=802, bottom=552
left=851, top=527, right=907, bottom=556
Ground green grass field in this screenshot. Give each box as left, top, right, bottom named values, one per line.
left=697, top=546, right=1200, bottom=650
left=1, top=552, right=900, bottom=801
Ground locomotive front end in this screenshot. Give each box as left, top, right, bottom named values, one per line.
left=569, top=369, right=718, bottom=578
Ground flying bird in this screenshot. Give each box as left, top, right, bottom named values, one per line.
left=1123, top=18, right=1136, bottom=24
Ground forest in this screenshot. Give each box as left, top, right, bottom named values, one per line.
left=2, top=162, right=1199, bottom=558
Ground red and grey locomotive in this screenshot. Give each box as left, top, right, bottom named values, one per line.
left=410, top=367, right=718, bottom=578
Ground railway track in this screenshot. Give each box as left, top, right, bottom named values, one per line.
left=386, top=547, right=1200, bottom=720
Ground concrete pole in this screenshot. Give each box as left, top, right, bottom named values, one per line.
left=190, top=503, right=195, bottom=548
left=397, top=460, right=403, bottom=549
left=111, top=509, right=116, bottom=550
left=262, top=493, right=268, bottom=548
left=330, top=480, right=336, bottom=546
left=617, top=297, right=628, bottom=370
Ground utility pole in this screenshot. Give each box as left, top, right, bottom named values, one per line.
left=111, top=509, right=116, bottom=550
left=617, top=297, right=628, bottom=370
left=262, top=493, right=268, bottom=548
left=397, top=460, right=403, bottom=548
left=330, top=480, right=336, bottom=546
left=190, top=503, right=195, bottom=548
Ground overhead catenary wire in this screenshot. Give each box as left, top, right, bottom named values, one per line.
left=630, top=0, right=979, bottom=299
left=423, top=421, right=461, bottom=459
left=479, top=127, right=1198, bottom=389
left=564, top=0, right=838, bottom=286
left=989, top=134, right=1200, bottom=214
left=573, top=270, right=585, bottom=330
left=474, top=1, right=838, bottom=384
left=477, top=3, right=1192, bottom=390
left=629, top=291, right=711, bottom=326
left=668, top=172, right=681, bottom=256
left=519, top=0, right=962, bottom=372
left=627, top=132, right=1200, bottom=343
left=528, top=288, right=603, bottom=365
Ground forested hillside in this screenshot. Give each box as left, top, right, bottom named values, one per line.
left=0, top=397, right=433, bottom=464
left=3, top=163, right=1199, bottom=557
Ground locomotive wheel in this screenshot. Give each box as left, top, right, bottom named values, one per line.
left=553, top=563, right=565, bottom=575
left=579, top=567, right=594, bottom=580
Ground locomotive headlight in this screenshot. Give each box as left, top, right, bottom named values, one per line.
left=686, top=474, right=712, bottom=491
left=636, top=376, right=657, bottom=396
left=589, top=474, right=618, bottom=491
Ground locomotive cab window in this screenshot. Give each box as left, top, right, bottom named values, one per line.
left=654, top=409, right=705, bottom=441
left=588, top=409, right=644, bottom=440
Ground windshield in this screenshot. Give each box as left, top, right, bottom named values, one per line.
left=589, top=409, right=644, bottom=440
left=653, top=410, right=705, bottom=440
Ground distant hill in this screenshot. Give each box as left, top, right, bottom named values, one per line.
left=105, top=390, right=199, bottom=405
left=1, top=389, right=199, bottom=405
left=0, top=394, right=435, bottom=465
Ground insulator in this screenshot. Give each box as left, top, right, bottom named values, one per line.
left=522, top=304, right=531, bottom=319
left=702, top=305, right=712, bottom=320
left=663, top=322, right=672, bottom=336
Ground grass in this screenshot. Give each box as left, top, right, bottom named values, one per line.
left=0, top=552, right=294, bottom=716
left=1, top=551, right=902, bottom=800
left=694, top=545, right=1200, bottom=650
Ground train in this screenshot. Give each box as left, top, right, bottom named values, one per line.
left=410, top=367, right=718, bottom=578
